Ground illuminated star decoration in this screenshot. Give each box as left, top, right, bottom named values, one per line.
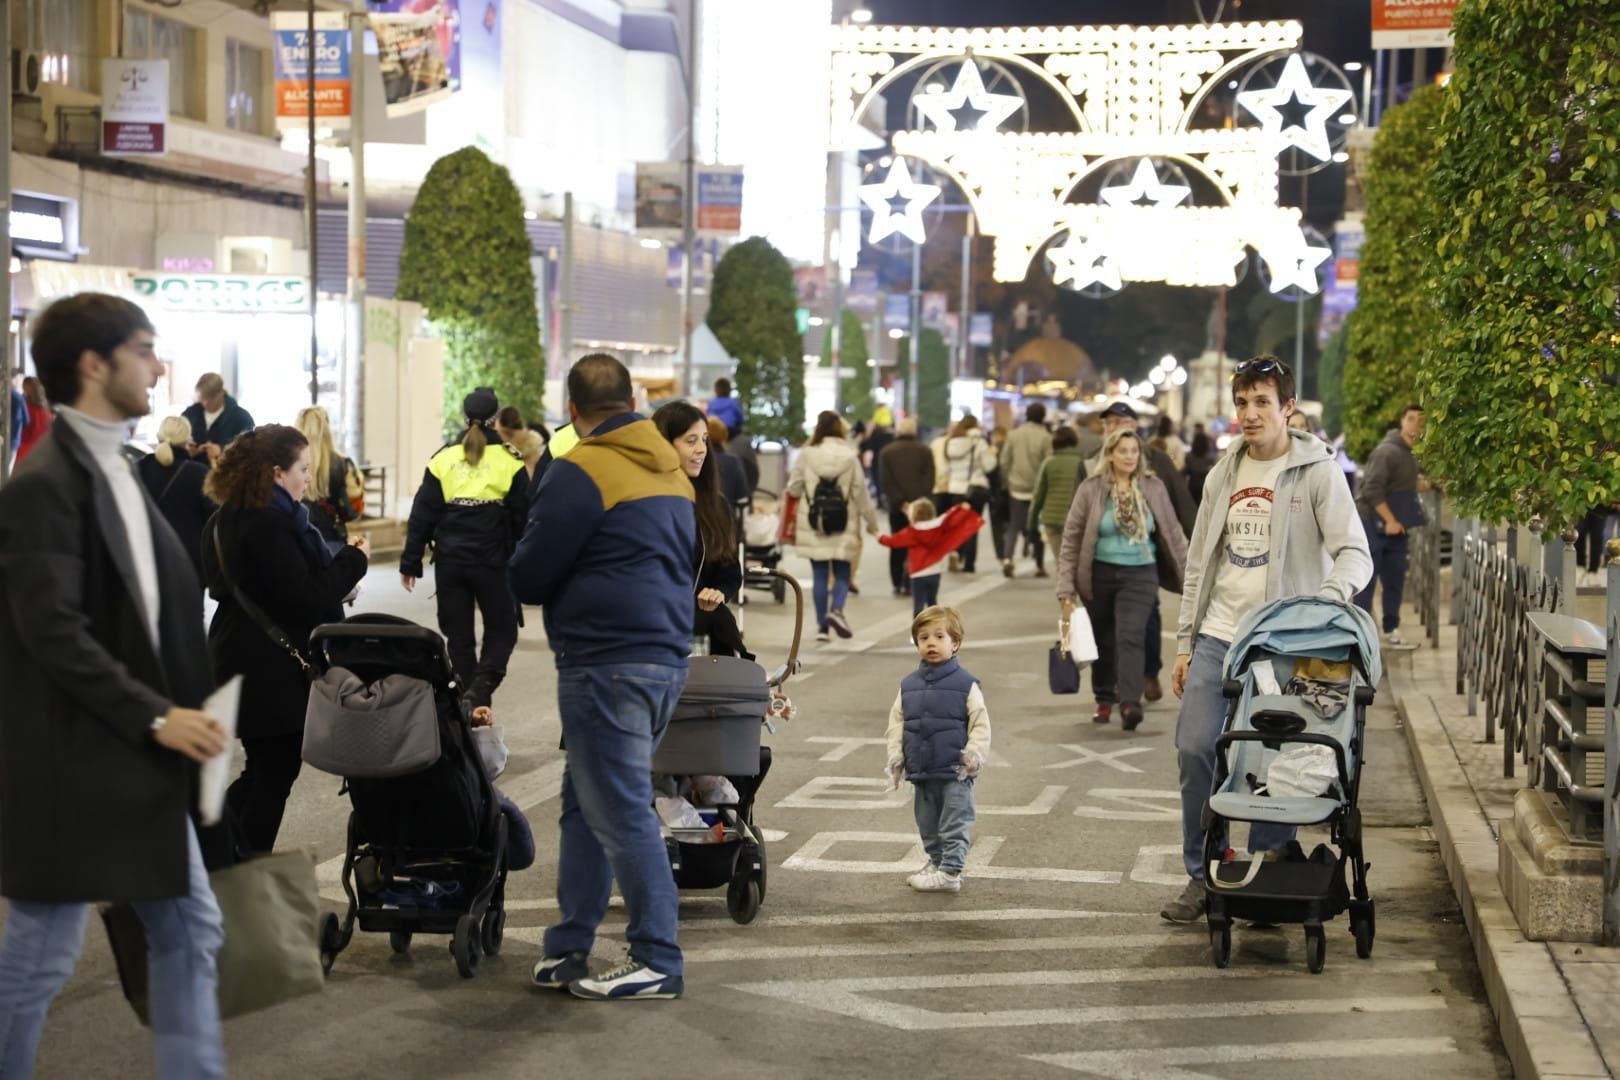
left=1098, top=158, right=1191, bottom=209
left=913, top=61, right=1024, bottom=134
left=859, top=158, right=942, bottom=244
left=1257, top=228, right=1332, bottom=294
left=1236, top=53, right=1353, bottom=162
left=1048, top=232, right=1123, bottom=292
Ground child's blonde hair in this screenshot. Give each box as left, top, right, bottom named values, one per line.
left=910, top=604, right=965, bottom=647
left=908, top=497, right=937, bottom=523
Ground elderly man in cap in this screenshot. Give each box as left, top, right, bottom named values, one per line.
left=1081, top=400, right=1195, bottom=702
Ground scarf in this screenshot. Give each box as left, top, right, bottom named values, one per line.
left=1110, top=477, right=1150, bottom=546
left=271, top=484, right=335, bottom=567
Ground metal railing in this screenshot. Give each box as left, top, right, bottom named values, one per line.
left=1533, top=612, right=1606, bottom=839
left=1604, top=539, right=1620, bottom=945
left=359, top=464, right=388, bottom=520
left=1410, top=489, right=1445, bottom=649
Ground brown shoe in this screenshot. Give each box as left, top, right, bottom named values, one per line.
left=1144, top=676, right=1164, bottom=703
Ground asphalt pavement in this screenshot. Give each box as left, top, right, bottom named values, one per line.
left=26, top=530, right=1512, bottom=1079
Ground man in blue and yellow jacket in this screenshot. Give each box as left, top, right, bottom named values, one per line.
left=509, top=354, right=696, bottom=1002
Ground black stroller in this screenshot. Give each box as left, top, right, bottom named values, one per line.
left=654, top=569, right=803, bottom=923
left=306, top=613, right=508, bottom=980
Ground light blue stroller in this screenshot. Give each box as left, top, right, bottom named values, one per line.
left=1201, top=596, right=1382, bottom=973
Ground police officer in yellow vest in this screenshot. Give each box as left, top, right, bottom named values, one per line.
left=401, top=389, right=530, bottom=709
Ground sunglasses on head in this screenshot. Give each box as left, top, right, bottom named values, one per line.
left=1233, top=358, right=1290, bottom=378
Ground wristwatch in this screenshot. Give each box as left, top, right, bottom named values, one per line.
left=151, top=715, right=167, bottom=736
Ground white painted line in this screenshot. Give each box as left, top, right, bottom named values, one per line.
left=801, top=573, right=1011, bottom=667
left=1131, top=844, right=1189, bottom=887
left=870, top=632, right=1052, bottom=654
left=672, top=906, right=1140, bottom=931
left=807, top=736, right=890, bottom=762
left=776, top=775, right=909, bottom=810
left=1044, top=744, right=1152, bottom=773
left=680, top=932, right=1192, bottom=964
left=979, top=785, right=1067, bottom=816
left=1026, top=1036, right=1457, bottom=1080
left=780, top=831, right=1122, bottom=884
left=1072, top=789, right=1182, bottom=821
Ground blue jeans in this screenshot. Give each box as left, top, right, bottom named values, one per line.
left=811, top=559, right=851, bottom=628
left=0, top=822, right=224, bottom=1078
left=544, top=662, right=686, bottom=976
left=1354, top=527, right=1409, bottom=633
left=1174, top=635, right=1295, bottom=879
left=911, top=574, right=940, bottom=615
left=913, top=778, right=976, bottom=874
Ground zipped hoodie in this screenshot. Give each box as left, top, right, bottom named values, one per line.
left=509, top=412, right=697, bottom=668
left=1176, top=428, right=1372, bottom=655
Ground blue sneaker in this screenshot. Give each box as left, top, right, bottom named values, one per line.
left=531, top=951, right=590, bottom=991
left=568, top=960, right=684, bottom=1001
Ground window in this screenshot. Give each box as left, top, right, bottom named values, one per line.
left=126, top=8, right=201, bottom=120
left=29, top=0, right=98, bottom=93
left=226, top=39, right=268, bottom=135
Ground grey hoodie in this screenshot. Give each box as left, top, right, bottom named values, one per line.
left=1355, top=428, right=1420, bottom=522
left=1176, top=429, right=1373, bottom=655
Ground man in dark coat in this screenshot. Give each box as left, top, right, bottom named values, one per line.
left=181, top=371, right=254, bottom=465
left=878, top=417, right=936, bottom=595
left=0, top=292, right=229, bottom=1077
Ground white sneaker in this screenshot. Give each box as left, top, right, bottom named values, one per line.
left=910, top=868, right=962, bottom=893
left=906, top=862, right=938, bottom=889
left=1384, top=630, right=1415, bottom=649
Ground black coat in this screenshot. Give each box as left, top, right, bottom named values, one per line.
left=137, top=452, right=215, bottom=575
left=203, top=505, right=368, bottom=740
left=182, top=394, right=255, bottom=452
left=0, top=423, right=214, bottom=903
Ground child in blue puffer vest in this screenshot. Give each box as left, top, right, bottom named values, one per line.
left=883, top=605, right=992, bottom=893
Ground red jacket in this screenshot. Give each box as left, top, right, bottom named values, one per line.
left=879, top=504, right=984, bottom=574
left=14, top=404, right=51, bottom=465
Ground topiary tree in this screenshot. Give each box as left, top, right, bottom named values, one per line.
left=1342, top=84, right=1444, bottom=461
left=707, top=237, right=804, bottom=442
left=1418, top=0, right=1620, bottom=531
left=896, top=328, right=951, bottom=430
left=1318, top=323, right=1349, bottom=437
left=819, top=309, right=874, bottom=423
left=396, top=146, right=543, bottom=435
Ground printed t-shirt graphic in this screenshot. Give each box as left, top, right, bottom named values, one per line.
left=1200, top=451, right=1290, bottom=642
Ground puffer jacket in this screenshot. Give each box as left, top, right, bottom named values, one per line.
left=933, top=434, right=993, bottom=496
left=787, top=438, right=879, bottom=562
left=1030, top=447, right=1084, bottom=532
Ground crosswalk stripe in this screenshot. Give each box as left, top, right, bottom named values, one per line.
left=678, top=932, right=1194, bottom=963
left=1026, top=1036, right=1458, bottom=1079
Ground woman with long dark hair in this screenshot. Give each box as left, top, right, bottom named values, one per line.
left=204, top=425, right=370, bottom=853
left=400, top=389, right=530, bottom=712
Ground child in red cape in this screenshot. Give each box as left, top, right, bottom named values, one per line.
left=881, top=498, right=985, bottom=615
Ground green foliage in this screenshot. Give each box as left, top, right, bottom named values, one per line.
left=396, top=147, right=543, bottom=434
left=707, top=237, right=804, bottom=442
left=819, top=309, right=874, bottom=422
left=895, top=328, right=951, bottom=429
left=1343, top=85, right=1443, bottom=461
left=1318, top=323, right=1349, bottom=437
left=1417, top=0, right=1620, bottom=530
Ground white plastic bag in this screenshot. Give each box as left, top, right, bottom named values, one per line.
left=688, top=775, right=740, bottom=807
left=1065, top=608, right=1099, bottom=667
left=655, top=796, right=707, bottom=830
left=472, top=724, right=509, bottom=780
left=1264, top=744, right=1337, bottom=798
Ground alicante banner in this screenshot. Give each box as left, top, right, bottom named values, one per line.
left=1371, top=0, right=1459, bottom=48
left=273, top=12, right=351, bottom=128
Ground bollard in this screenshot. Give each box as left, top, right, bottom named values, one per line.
left=1602, top=538, right=1620, bottom=945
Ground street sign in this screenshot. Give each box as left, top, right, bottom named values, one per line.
left=273, top=12, right=352, bottom=129
left=1371, top=0, right=1459, bottom=48
left=101, top=59, right=167, bottom=156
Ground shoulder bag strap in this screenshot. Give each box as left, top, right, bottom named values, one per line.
left=209, top=520, right=318, bottom=681
left=155, top=463, right=185, bottom=505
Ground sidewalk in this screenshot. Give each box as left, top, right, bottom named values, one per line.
left=1389, top=618, right=1617, bottom=1079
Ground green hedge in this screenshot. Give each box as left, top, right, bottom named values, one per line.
left=819, top=308, right=875, bottom=422
left=1417, top=0, right=1620, bottom=530
left=895, top=328, right=951, bottom=430
left=707, top=237, right=804, bottom=441
left=396, top=147, right=543, bottom=435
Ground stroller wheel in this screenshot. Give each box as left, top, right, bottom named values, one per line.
left=1351, top=900, right=1376, bottom=959
left=726, top=876, right=762, bottom=925
left=389, top=930, right=412, bottom=955
left=1304, top=925, right=1326, bottom=974
left=1210, top=923, right=1231, bottom=969
left=481, top=908, right=506, bottom=956
left=319, top=913, right=344, bottom=976
left=452, top=915, right=481, bottom=979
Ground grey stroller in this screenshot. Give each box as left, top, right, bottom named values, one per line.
left=1202, top=596, right=1382, bottom=973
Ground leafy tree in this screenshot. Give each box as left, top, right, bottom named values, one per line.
left=819, top=309, right=874, bottom=422
left=1343, top=84, right=1443, bottom=460
left=707, top=237, right=804, bottom=442
left=1318, top=323, right=1349, bottom=437
left=396, top=147, right=542, bottom=435
left=895, top=328, right=951, bottom=429
left=1417, top=0, right=1620, bottom=531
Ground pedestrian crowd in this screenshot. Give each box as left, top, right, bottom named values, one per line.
left=0, top=289, right=1431, bottom=1074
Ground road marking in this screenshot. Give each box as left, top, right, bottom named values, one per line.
left=680, top=932, right=1193, bottom=963
left=870, top=632, right=1052, bottom=654
left=980, top=785, right=1068, bottom=815
left=803, top=573, right=1011, bottom=665
left=1131, top=844, right=1190, bottom=886
left=1044, top=744, right=1152, bottom=773
left=781, top=831, right=1122, bottom=884
left=673, top=907, right=1139, bottom=931
left=1026, top=1036, right=1457, bottom=1079
left=807, top=736, right=890, bottom=761
left=777, top=776, right=908, bottom=810
left=1073, top=788, right=1182, bottom=821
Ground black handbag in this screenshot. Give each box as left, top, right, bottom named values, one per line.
left=1048, top=642, right=1081, bottom=694
left=1152, top=530, right=1184, bottom=595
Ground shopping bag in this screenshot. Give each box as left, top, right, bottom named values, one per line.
left=1066, top=608, right=1100, bottom=666
left=778, top=493, right=799, bottom=545
left=1048, top=642, right=1081, bottom=695
left=101, top=849, right=324, bottom=1024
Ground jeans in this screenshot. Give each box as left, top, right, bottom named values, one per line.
left=1089, top=562, right=1158, bottom=707
left=436, top=562, right=519, bottom=707
left=888, top=506, right=912, bottom=590
left=226, top=731, right=303, bottom=855
left=913, top=778, right=976, bottom=874
left=810, top=559, right=851, bottom=628
left=1353, top=527, right=1409, bottom=633
left=1175, top=635, right=1295, bottom=879
left=1003, top=498, right=1044, bottom=569
left=544, top=662, right=686, bottom=976
left=0, top=822, right=224, bottom=1078
left=911, top=574, right=941, bottom=615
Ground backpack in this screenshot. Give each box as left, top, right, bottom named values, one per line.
left=808, top=472, right=850, bottom=536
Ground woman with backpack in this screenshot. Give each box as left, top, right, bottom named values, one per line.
left=788, top=411, right=879, bottom=643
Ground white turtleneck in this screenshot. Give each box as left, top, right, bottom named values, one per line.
left=57, top=406, right=161, bottom=646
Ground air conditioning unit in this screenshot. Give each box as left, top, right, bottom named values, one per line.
left=11, top=49, right=43, bottom=98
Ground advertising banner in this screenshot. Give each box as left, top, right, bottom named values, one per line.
left=921, top=291, right=947, bottom=329
left=101, top=59, right=167, bottom=156
left=273, top=12, right=351, bottom=128
left=846, top=269, right=878, bottom=315
left=1333, top=217, right=1365, bottom=287
left=969, top=312, right=993, bottom=347
left=370, top=8, right=454, bottom=117
left=370, top=1, right=462, bottom=89
left=696, top=168, right=744, bottom=233
left=635, top=163, right=745, bottom=238
left=1371, top=0, right=1459, bottom=48
left=884, top=293, right=910, bottom=331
